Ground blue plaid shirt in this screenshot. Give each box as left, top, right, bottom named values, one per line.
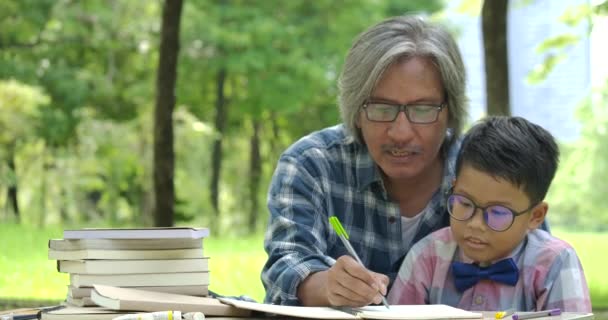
left=261, top=124, right=461, bottom=305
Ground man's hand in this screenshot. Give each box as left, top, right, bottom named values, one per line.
left=297, top=255, right=389, bottom=307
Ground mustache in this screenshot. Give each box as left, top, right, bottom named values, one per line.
left=380, top=144, right=423, bottom=153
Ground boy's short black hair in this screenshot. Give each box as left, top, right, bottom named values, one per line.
left=455, top=116, right=559, bottom=205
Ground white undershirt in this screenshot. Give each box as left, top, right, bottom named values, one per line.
left=401, top=211, right=425, bottom=245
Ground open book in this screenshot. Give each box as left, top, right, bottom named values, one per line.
left=219, top=298, right=483, bottom=320
left=91, top=285, right=250, bottom=317
left=91, top=285, right=481, bottom=320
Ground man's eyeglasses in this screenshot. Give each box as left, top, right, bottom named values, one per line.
left=362, top=101, right=446, bottom=124
left=446, top=193, right=537, bottom=232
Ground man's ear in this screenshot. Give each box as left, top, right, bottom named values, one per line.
left=528, top=201, right=548, bottom=230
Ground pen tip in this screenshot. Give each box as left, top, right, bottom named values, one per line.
left=383, top=299, right=390, bottom=309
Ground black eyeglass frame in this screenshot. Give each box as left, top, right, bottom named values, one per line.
left=361, top=100, right=447, bottom=124
left=446, top=191, right=539, bottom=232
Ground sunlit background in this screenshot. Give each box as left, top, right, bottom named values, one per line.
left=1, top=0, right=607, bottom=314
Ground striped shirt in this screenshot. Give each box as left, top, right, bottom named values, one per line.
left=261, top=124, right=460, bottom=305
left=387, top=227, right=591, bottom=312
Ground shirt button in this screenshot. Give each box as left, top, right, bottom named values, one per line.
left=388, top=217, right=397, bottom=224
left=474, top=295, right=485, bottom=305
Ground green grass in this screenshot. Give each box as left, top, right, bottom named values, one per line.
left=0, top=224, right=606, bottom=311
left=553, top=229, right=608, bottom=310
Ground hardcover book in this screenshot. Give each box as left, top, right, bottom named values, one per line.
left=58, top=258, right=209, bottom=274
left=70, top=272, right=209, bottom=287
left=66, top=296, right=96, bottom=307
left=67, top=284, right=209, bottom=298
left=40, top=306, right=132, bottom=320
left=49, top=248, right=203, bottom=260
left=63, top=227, right=209, bottom=239
left=49, top=238, right=203, bottom=251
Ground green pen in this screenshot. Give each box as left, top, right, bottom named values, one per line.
left=329, top=216, right=390, bottom=309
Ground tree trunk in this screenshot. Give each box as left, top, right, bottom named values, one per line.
left=39, top=147, right=47, bottom=227
left=138, top=125, right=154, bottom=227
left=210, top=68, right=227, bottom=217
left=153, top=0, right=183, bottom=227
left=6, top=148, right=20, bottom=221
left=248, top=119, right=261, bottom=234
left=58, top=147, right=70, bottom=223
left=482, top=0, right=510, bottom=116
left=270, top=111, right=281, bottom=156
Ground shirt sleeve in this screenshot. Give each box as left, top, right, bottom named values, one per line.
left=387, top=235, right=435, bottom=305
left=536, top=246, right=592, bottom=312
left=261, top=154, right=336, bottom=305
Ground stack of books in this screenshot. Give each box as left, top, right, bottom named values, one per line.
left=48, top=227, right=210, bottom=308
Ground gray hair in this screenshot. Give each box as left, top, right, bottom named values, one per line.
left=338, top=15, right=467, bottom=152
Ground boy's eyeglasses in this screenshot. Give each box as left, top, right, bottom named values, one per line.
left=446, top=193, right=537, bottom=232
left=362, top=101, right=446, bottom=124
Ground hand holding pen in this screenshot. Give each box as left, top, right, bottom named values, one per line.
left=329, top=216, right=390, bottom=309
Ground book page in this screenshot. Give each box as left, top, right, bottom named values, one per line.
left=218, top=298, right=356, bottom=319
left=219, top=298, right=482, bottom=320
left=92, top=285, right=250, bottom=316
left=354, top=305, right=482, bottom=320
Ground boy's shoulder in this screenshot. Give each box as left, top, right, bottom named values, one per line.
left=522, top=229, right=578, bottom=263
left=526, top=229, right=575, bottom=251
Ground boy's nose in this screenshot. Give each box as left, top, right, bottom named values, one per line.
left=467, top=208, right=487, bottom=230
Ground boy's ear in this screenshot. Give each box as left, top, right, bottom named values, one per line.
left=528, top=201, right=548, bottom=230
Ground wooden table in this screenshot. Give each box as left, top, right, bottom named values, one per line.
left=0, top=306, right=594, bottom=320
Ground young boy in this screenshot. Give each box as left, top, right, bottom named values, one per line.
left=386, top=116, right=591, bottom=312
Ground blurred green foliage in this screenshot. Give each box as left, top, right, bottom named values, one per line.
left=536, top=0, right=608, bottom=231
left=0, top=0, right=442, bottom=234
left=547, top=79, right=608, bottom=230
left=1, top=0, right=606, bottom=233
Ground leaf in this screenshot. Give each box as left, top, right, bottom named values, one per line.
left=535, top=34, right=580, bottom=53
left=526, top=53, right=566, bottom=85
left=594, top=0, right=608, bottom=15
left=559, top=4, right=593, bottom=27
left=454, top=0, right=482, bottom=16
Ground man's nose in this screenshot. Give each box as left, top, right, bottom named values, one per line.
left=387, top=111, right=415, bottom=139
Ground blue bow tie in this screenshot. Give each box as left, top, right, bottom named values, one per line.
left=451, top=258, right=519, bottom=292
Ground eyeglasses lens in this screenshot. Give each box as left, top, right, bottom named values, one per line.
left=447, top=195, right=514, bottom=231
left=485, top=206, right=514, bottom=231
